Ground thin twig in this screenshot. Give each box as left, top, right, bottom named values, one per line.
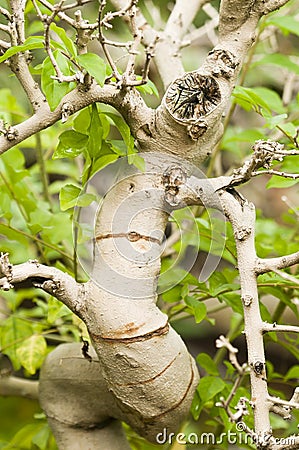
left=35, top=133, right=52, bottom=209
left=60, top=0, right=93, bottom=11
left=263, top=323, right=299, bottom=334
left=0, top=24, right=10, bottom=34
left=252, top=169, right=299, bottom=179
left=0, top=222, right=73, bottom=262
left=0, top=39, right=10, bottom=50
left=0, top=6, right=11, bottom=20
left=215, top=335, right=246, bottom=375
left=272, top=269, right=299, bottom=285
left=98, top=0, right=122, bottom=81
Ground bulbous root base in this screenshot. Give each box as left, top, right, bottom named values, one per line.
left=39, top=342, right=199, bottom=449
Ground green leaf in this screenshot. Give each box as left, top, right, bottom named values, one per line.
left=105, top=112, right=135, bottom=154
left=136, top=78, right=159, bottom=97
left=16, top=335, right=47, bottom=374
left=263, top=113, right=288, bottom=129
left=196, top=353, right=219, bottom=376
left=87, top=154, right=119, bottom=179
left=0, top=317, right=33, bottom=371
left=31, top=424, right=51, bottom=450
left=285, top=365, right=299, bottom=380
left=87, top=103, right=103, bottom=158
left=184, top=296, right=207, bottom=323
left=73, top=107, right=91, bottom=133
left=47, top=296, right=72, bottom=324
left=0, top=36, right=44, bottom=63
left=41, top=51, right=72, bottom=110
left=252, top=53, right=299, bottom=76
left=190, top=390, right=202, bottom=420
left=197, top=376, right=226, bottom=404
left=266, top=175, right=298, bottom=189
left=4, top=423, right=40, bottom=449
left=59, top=183, right=96, bottom=211
left=162, top=285, right=182, bottom=303
left=253, top=87, right=285, bottom=114
left=50, top=23, right=76, bottom=58
left=266, top=16, right=299, bottom=37
left=208, top=271, right=239, bottom=297
left=219, top=292, right=243, bottom=315
left=77, top=53, right=106, bottom=86
left=54, top=130, right=88, bottom=159
left=127, top=152, right=145, bottom=170
left=233, top=86, right=286, bottom=121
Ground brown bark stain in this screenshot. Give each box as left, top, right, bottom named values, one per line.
left=110, top=321, right=146, bottom=338
left=91, top=323, right=169, bottom=344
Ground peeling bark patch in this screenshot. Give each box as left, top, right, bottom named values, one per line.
left=242, top=294, right=253, bottom=307
left=92, top=323, right=170, bottom=344
left=165, top=72, right=221, bottom=122
left=235, top=227, right=252, bottom=241
left=187, top=120, right=208, bottom=140
left=96, top=231, right=162, bottom=246
left=162, top=165, right=187, bottom=206
left=110, top=322, right=146, bottom=338
left=207, top=49, right=239, bottom=79
left=114, top=353, right=180, bottom=387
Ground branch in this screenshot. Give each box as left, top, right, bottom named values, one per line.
left=111, top=0, right=207, bottom=88
left=155, top=0, right=208, bottom=87
left=0, top=255, right=84, bottom=317
left=215, top=337, right=249, bottom=422
left=39, top=343, right=132, bottom=450
left=42, top=0, right=81, bottom=83
left=6, top=0, right=46, bottom=111
left=256, top=251, right=299, bottom=274
left=268, top=390, right=299, bottom=411
left=272, top=269, right=299, bottom=285
left=185, top=3, right=219, bottom=46
left=0, top=82, right=152, bottom=155
left=0, top=5, right=11, bottom=20
left=0, top=375, right=39, bottom=400
left=215, top=335, right=247, bottom=375
left=98, top=0, right=123, bottom=81
left=256, top=0, right=294, bottom=14
left=36, top=0, right=97, bottom=29
left=252, top=169, right=299, bottom=179
left=263, top=323, right=299, bottom=334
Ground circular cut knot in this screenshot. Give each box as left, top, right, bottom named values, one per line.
left=165, top=72, right=221, bottom=122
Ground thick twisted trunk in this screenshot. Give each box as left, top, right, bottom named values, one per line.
left=39, top=155, right=199, bottom=446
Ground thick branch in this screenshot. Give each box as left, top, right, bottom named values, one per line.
left=0, top=83, right=152, bottom=155
left=111, top=0, right=207, bottom=88
left=156, top=0, right=208, bottom=87
left=141, top=0, right=290, bottom=164
left=256, top=251, right=299, bottom=274
left=0, top=375, right=39, bottom=400
left=39, top=343, right=132, bottom=450
left=0, top=258, right=84, bottom=317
